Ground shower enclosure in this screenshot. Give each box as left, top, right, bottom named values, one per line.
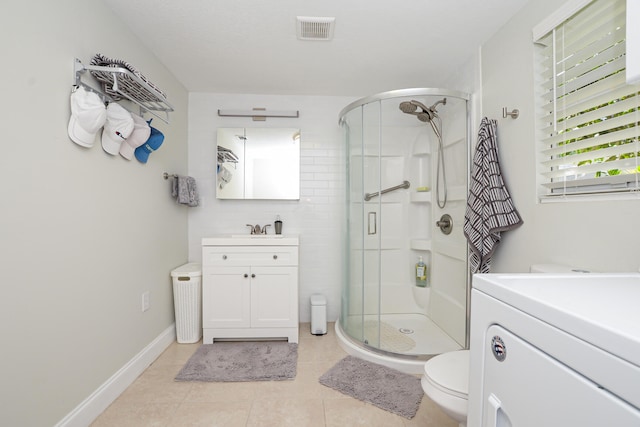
left=336, top=88, right=470, bottom=374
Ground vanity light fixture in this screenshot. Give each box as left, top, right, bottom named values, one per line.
left=217, top=108, right=300, bottom=121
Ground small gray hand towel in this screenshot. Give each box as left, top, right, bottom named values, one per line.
left=174, top=175, right=200, bottom=207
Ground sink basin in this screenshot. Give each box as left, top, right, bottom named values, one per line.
left=230, top=234, right=284, bottom=238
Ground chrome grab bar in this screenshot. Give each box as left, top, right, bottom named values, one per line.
left=364, top=180, right=410, bottom=201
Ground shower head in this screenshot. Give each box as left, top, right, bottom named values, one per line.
left=399, top=101, right=418, bottom=114
left=399, top=99, right=445, bottom=123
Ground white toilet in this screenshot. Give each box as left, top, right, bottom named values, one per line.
left=421, top=349, right=469, bottom=426
left=421, top=264, right=587, bottom=426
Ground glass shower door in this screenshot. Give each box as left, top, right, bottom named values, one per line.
left=342, top=105, right=364, bottom=342
left=338, top=88, right=471, bottom=366
left=341, top=101, right=383, bottom=348
left=361, top=101, right=382, bottom=348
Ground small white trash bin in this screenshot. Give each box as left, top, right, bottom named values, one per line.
left=310, top=294, right=327, bottom=335
left=171, top=263, right=202, bottom=343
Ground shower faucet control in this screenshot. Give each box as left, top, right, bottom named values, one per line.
left=436, top=214, right=453, bottom=235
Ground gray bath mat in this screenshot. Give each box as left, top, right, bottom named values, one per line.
left=319, top=356, right=423, bottom=419
left=175, top=341, right=297, bottom=382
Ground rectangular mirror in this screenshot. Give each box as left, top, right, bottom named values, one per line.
left=216, top=128, right=300, bottom=200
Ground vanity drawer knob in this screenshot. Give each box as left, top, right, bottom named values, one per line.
left=252, top=273, right=256, bottom=278
left=244, top=273, right=248, bottom=278
left=222, top=255, right=227, bottom=260
left=273, top=255, right=278, bottom=260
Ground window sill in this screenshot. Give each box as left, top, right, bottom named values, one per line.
left=539, top=192, right=640, bottom=203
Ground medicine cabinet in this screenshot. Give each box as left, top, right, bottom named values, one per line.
left=216, top=128, right=300, bottom=200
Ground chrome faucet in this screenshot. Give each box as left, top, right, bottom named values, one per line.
left=246, top=224, right=272, bottom=235
left=246, top=224, right=261, bottom=234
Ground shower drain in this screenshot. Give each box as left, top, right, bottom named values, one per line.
left=399, top=328, right=414, bottom=334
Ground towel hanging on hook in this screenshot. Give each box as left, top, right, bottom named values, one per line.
left=464, top=117, right=523, bottom=273
left=163, top=173, right=200, bottom=207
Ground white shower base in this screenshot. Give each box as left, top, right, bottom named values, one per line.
left=336, top=313, right=463, bottom=374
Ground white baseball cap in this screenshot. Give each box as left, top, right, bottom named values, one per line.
left=119, top=115, right=151, bottom=160
left=102, top=103, right=134, bottom=155
left=67, top=86, right=107, bottom=147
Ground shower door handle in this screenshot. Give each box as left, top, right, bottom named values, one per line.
left=368, top=212, right=377, bottom=235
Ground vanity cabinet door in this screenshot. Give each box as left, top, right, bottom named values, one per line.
left=202, top=266, right=251, bottom=328
left=250, top=266, right=298, bottom=328
left=201, top=240, right=299, bottom=343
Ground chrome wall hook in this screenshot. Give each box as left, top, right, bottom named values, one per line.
left=502, top=107, right=519, bottom=119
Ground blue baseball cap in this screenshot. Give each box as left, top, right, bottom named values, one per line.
left=134, top=122, right=164, bottom=163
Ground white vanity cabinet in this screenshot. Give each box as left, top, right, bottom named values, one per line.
left=201, top=236, right=299, bottom=343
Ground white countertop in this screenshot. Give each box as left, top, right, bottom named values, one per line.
left=202, top=235, right=299, bottom=246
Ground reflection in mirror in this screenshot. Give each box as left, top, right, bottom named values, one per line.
left=216, top=128, right=300, bottom=200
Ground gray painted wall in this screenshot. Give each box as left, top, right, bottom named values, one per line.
left=0, top=1, right=189, bottom=425
left=480, top=0, right=640, bottom=274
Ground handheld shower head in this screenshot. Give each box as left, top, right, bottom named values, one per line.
left=398, top=97, right=448, bottom=208
left=417, top=111, right=433, bottom=122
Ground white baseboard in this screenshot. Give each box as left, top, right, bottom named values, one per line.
left=55, top=324, right=176, bottom=427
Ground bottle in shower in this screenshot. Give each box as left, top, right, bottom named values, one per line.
left=415, top=256, right=427, bottom=287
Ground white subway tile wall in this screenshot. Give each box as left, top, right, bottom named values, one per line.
left=188, top=93, right=356, bottom=322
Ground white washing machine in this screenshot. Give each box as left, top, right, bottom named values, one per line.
left=467, top=273, right=640, bottom=427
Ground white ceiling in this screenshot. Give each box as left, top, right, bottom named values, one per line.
left=103, top=0, right=529, bottom=97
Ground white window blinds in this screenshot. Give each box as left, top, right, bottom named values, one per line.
left=535, top=0, right=640, bottom=198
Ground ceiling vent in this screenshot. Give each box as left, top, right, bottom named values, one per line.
left=296, top=16, right=335, bottom=41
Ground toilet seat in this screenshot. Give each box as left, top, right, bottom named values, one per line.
left=423, top=350, right=469, bottom=399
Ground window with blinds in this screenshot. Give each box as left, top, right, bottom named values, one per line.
left=535, top=0, right=640, bottom=198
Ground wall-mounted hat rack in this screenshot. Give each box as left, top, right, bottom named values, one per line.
left=73, top=58, right=174, bottom=124
left=217, top=145, right=239, bottom=164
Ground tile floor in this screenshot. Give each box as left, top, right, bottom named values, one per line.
left=91, top=323, right=457, bottom=427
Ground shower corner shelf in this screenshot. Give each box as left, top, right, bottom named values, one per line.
left=410, top=192, right=432, bottom=203
left=410, top=239, right=432, bottom=251
left=73, top=58, right=174, bottom=124
left=411, top=150, right=431, bottom=157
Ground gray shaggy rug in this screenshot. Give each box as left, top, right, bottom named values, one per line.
left=319, top=356, right=423, bottom=419
left=175, top=341, right=297, bottom=382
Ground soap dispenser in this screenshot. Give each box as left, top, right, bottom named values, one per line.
left=274, top=215, right=283, bottom=235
